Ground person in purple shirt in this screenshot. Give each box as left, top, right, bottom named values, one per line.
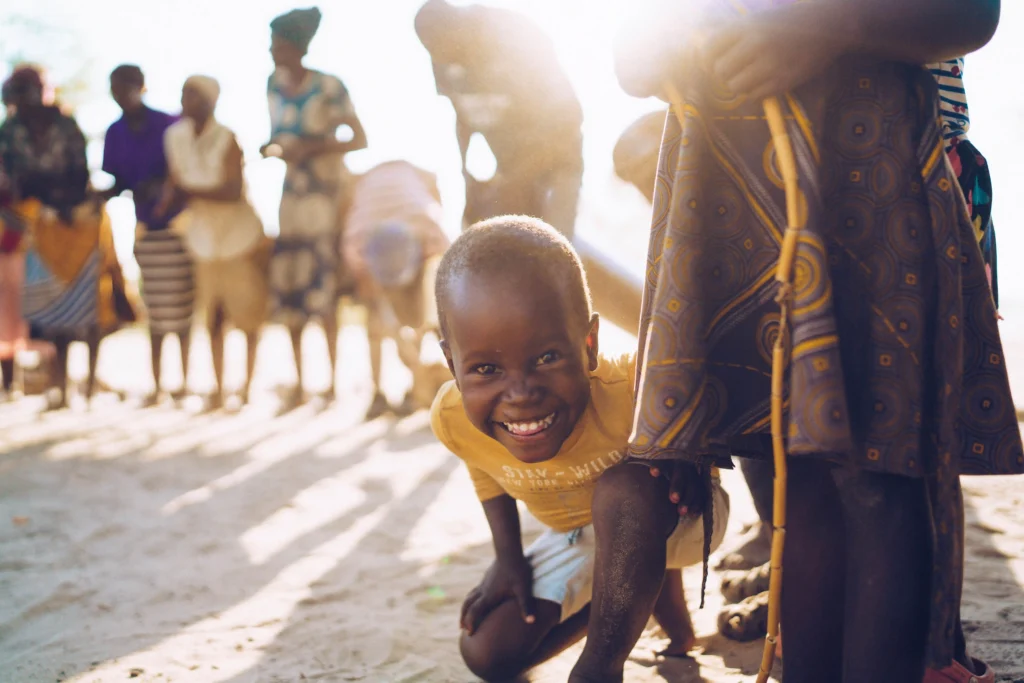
left=103, top=65, right=195, bottom=407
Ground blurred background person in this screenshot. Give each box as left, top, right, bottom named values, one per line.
left=342, top=159, right=450, bottom=420
left=262, top=6, right=368, bottom=411
left=103, top=64, right=195, bottom=407
left=162, top=75, right=269, bottom=411
left=0, top=65, right=135, bottom=410
left=414, top=0, right=584, bottom=237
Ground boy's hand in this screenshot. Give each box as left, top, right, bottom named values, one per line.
left=460, top=556, right=536, bottom=635
left=649, top=461, right=707, bottom=518
left=696, top=5, right=848, bottom=102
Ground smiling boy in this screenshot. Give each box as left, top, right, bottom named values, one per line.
left=430, top=216, right=728, bottom=681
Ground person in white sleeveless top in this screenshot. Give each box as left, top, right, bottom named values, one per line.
left=158, top=76, right=269, bottom=410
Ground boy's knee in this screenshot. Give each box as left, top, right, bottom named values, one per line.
left=592, top=463, right=673, bottom=536
left=459, top=632, right=524, bottom=682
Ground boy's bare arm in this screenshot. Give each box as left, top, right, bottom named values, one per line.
left=460, top=494, right=536, bottom=634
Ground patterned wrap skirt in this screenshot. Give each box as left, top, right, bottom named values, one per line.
left=628, top=57, right=1024, bottom=666
left=134, top=224, right=195, bottom=336
left=23, top=202, right=136, bottom=338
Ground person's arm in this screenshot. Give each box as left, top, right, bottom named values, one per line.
left=460, top=493, right=536, bottom=634
left=616, top=0, right=1000, bottom=100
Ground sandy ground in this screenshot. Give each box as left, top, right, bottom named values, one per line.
left=0, top=325, right=1022, bottom=683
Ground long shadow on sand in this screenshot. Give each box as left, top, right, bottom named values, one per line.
left=0, top=401, right=450, bottom=682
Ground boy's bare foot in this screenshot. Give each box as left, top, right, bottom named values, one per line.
left=140, top=391, right=161, bottom=408
left=170, top=387, right=188, bottom=402
left=715, top=520, right=771, bottom=570
left=657, top=635, right=697, bottom=658
left=652, top=569, right=696, bottom=658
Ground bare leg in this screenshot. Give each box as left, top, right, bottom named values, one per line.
left=284, top=323, right=304, bottom=410
left=1, top=358, right=13, bottom=392
left=717, top=457, right=774, bottom=570
left=51, top=334, right=70, bottom=410
left=144, top=330, right=165, bottom=406
left=779, top=459, right=844, bottom=683
left=833, top=467, right=929, bottom=683
left=652, top=569, right=695, bottom=656
left=459, top=598, right=566, bottom=681
left=570, top=463, right=677, bottom=682
left=364, top=303, right=389, bottom=419
left=174, top=330, right=192, bottom=400
left=85, top=327, right=100, bottom=403
left=209, top=305, right=226, bottom=409
left=324, top=312, right=338, bottom=400
left=242, top=330, right=259, bottom=404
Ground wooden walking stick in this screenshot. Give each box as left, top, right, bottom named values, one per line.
left=664, top=83, right=799, bottom=683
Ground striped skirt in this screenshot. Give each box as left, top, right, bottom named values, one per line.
left=134, top=228, right=195, bottom=335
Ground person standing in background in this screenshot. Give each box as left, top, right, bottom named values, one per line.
left=103, top=64, right=195, bottom=407
left=342, top=160, right=450, bottom=419
left=262, top=6, right=368, bottom=411
left=161, top=76, right=269, bottom=411
left=0, top=66, right=136, bottom=410
left=414, top=0, right=584, bottom=237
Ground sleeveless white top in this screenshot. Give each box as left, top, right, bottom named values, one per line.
left=164, top=118, right=263, bottom=262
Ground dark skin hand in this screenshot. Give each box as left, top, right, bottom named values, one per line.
left=460, top=494, right=537, bottom=635
left=647, top=461, right=707, bottom=518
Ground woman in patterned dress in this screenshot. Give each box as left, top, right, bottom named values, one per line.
left=568, top=2, right=1023, bottom=683
left=262, top=6, right=367, bottom=410
left=0, top=66, right=136, bottom=409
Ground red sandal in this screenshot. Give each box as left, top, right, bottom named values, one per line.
left=922, top=658, right=995, bottom=683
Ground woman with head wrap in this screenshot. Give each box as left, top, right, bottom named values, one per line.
left=262, top=6, right=368, bottom=411
left=0, top=65, right=136, bottom=409
left=103, top=64, right=195, bottom=407
left=160, top=76, right=270, bottom=411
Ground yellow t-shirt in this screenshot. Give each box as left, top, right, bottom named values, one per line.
left=430, top=353, right=636, bottom=533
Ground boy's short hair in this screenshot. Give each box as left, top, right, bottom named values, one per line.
left=110, top=64, right=144, bottom=87
left=435, top=215, right=593, bottom=336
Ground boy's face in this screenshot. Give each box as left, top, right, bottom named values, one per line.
left=442, top=272, right=599, bottom=464
left=110, top=78, right=143, bottom=114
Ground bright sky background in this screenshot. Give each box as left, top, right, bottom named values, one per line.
left=3, top=1, right=1024, bottom=376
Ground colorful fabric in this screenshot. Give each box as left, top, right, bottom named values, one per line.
left=0, top=252, right=28, bottom=360
left=134, top=224, right=195, bottom=335
left=0, top=109, right=89, bottom=217
left=628, top=56, right=1022, bottom=666
left=431, top=353, right=638, bottom=533
left=268, top=68, right=353, bottom=323
left=927, top=59, right=969, bottom=152
left=102, top=106, right=181, bottom=228
left=343, top=160, right=449, bottom=282
left=23, top=203, right=132, bottom=335
left=949, top=139, right=997, bottom=306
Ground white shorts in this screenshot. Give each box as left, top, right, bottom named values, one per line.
left=527, top=478, right=730, bottom=622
